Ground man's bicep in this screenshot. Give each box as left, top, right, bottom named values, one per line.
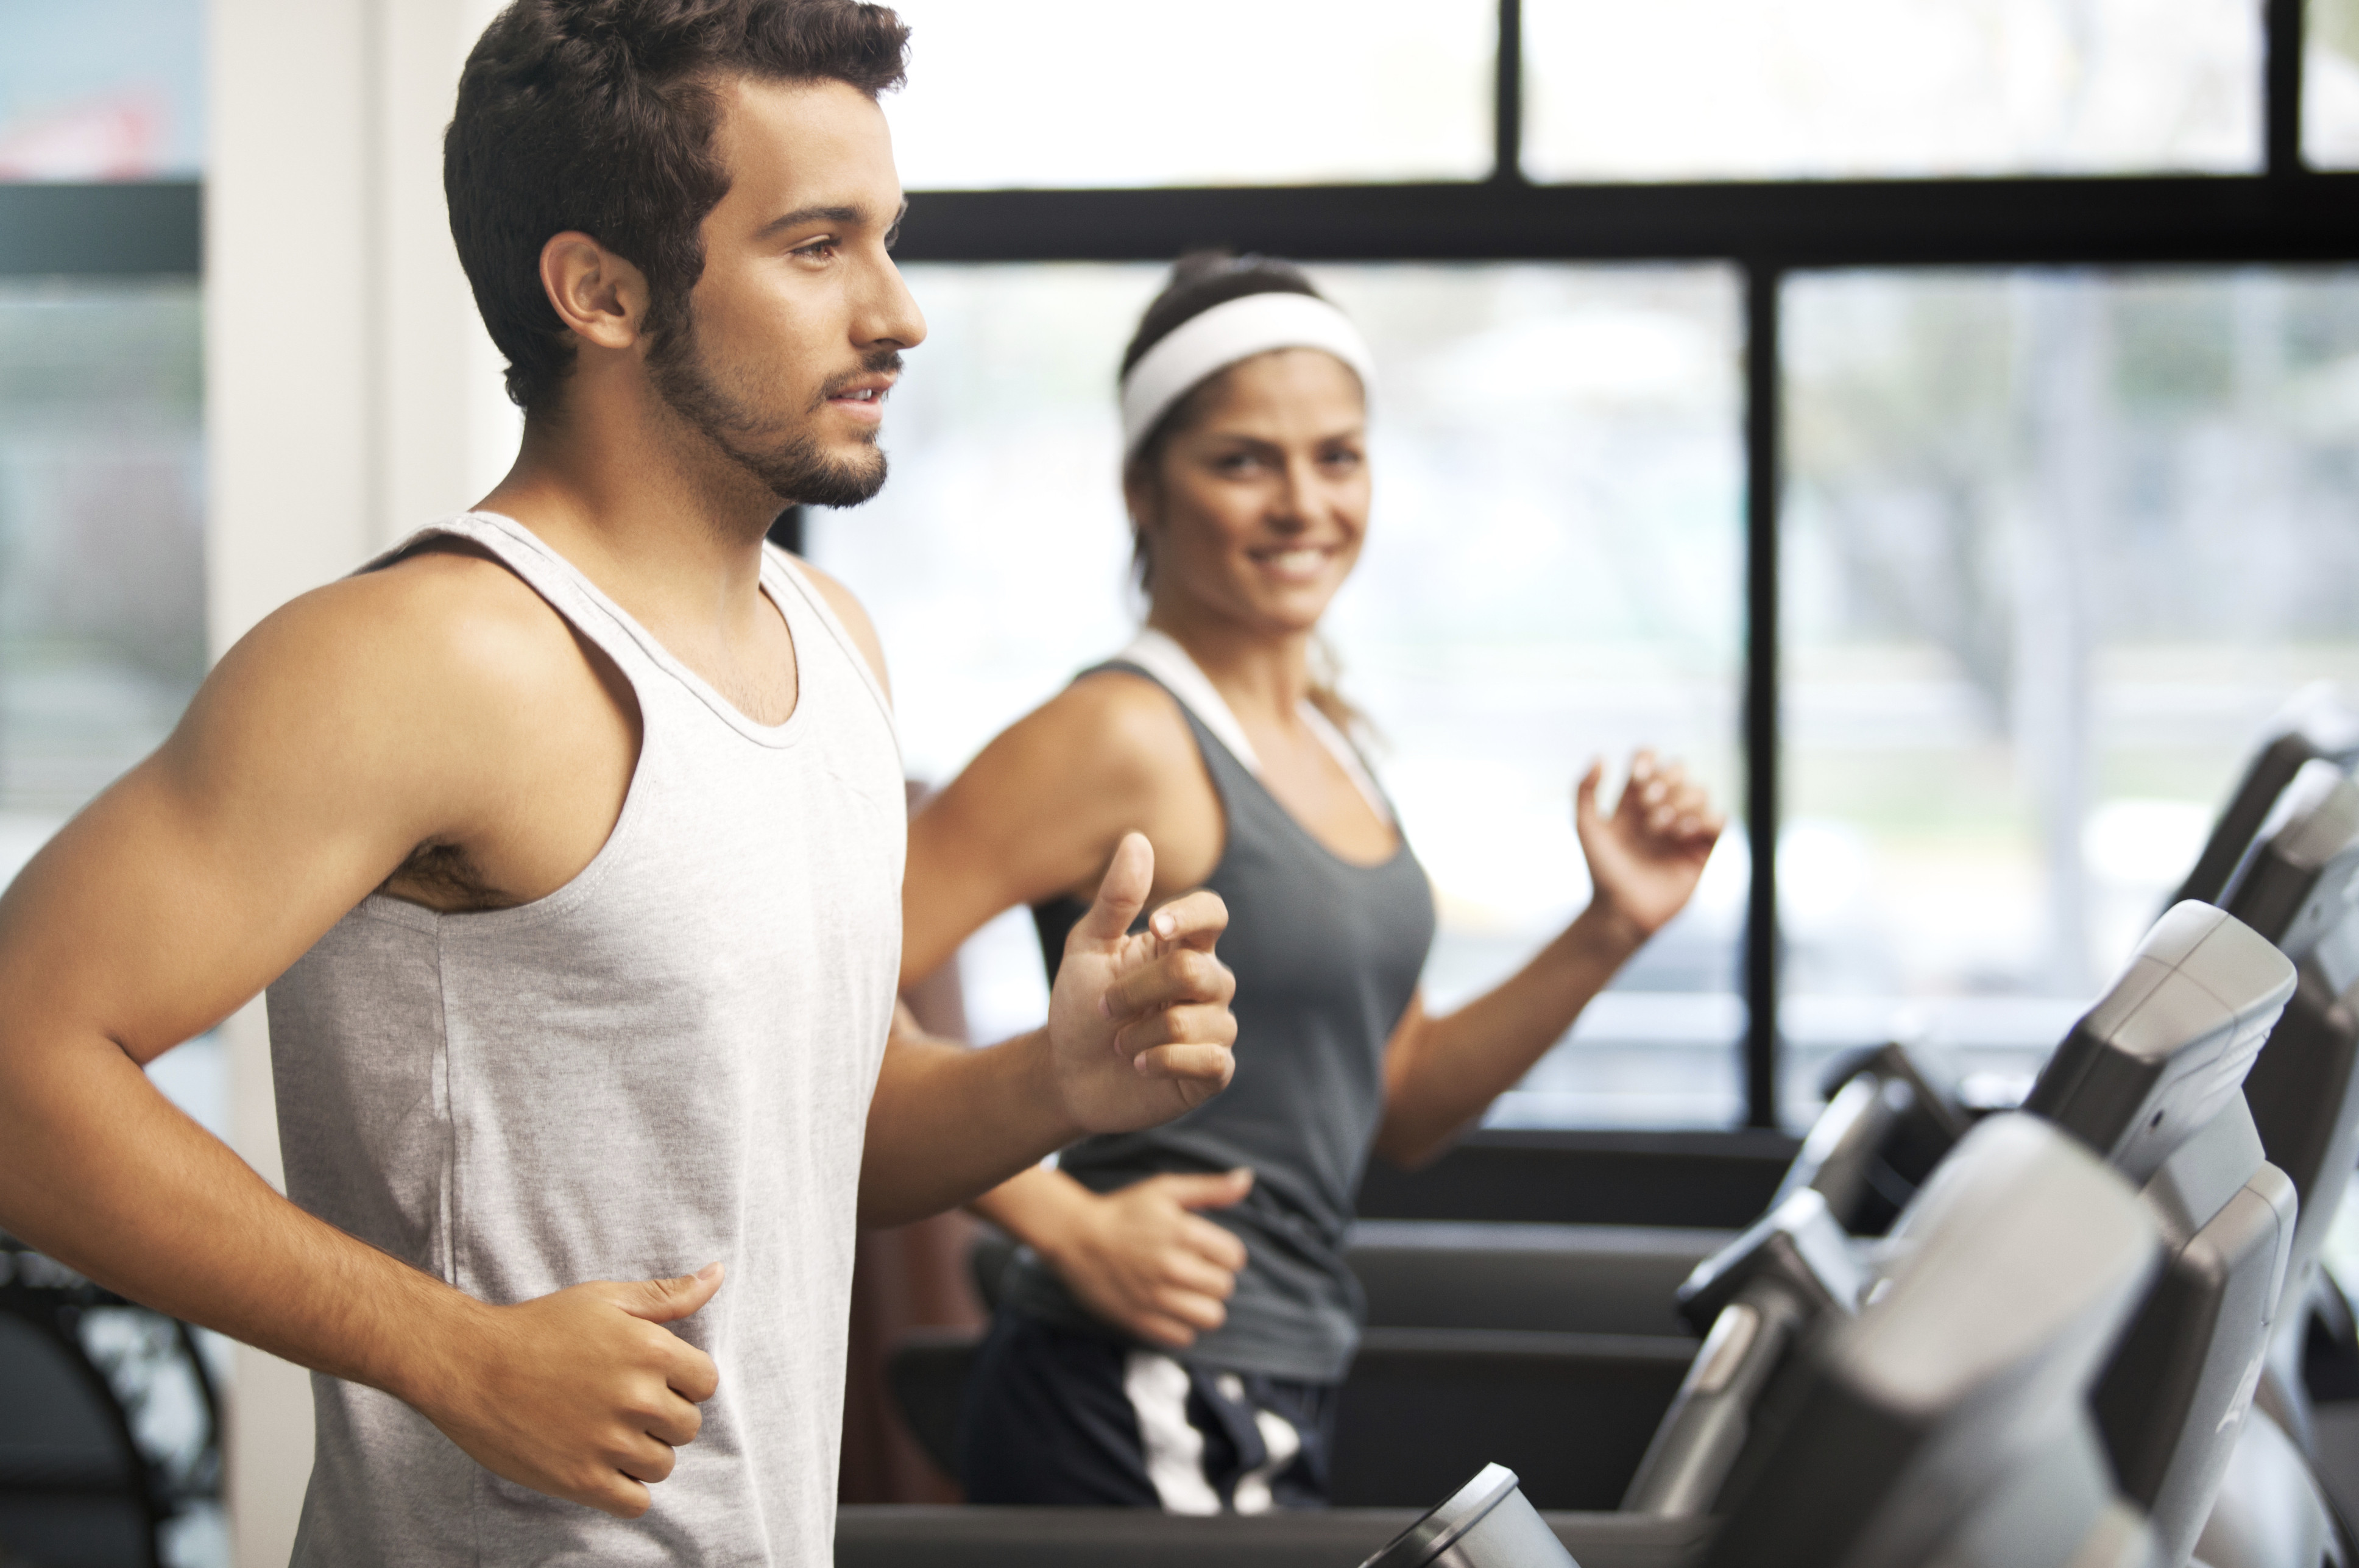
left=0, top=611, right=450, bottom=1062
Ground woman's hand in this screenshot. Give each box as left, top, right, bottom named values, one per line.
left=1576, top=749, right=1725, bottom=941
left=1041, top=1170, right=1254, bottom=1349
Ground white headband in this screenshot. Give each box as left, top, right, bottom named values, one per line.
left=1118, top=291, right=1376, bottom=459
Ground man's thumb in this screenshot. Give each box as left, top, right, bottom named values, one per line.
left=623, top=1261, right=725, bottom=1323
left=1170, top=1167, right=1254, bottom=1210
left=1077, top=832, right=1154, bottom=945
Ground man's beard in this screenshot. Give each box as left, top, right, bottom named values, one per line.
left=648, top=322, right=896, bottom=510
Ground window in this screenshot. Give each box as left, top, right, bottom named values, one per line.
left=883, top=0, right=1497, bottom=189
left=1780, top=266, right=2359, bottom=1119
left=0, top=0, right=205, bottom=180
left=2308, top=0, right=2359, bottom=166
left=25, top=0, right=2359, bottom=1140
left=1524, top=0, right=2262, bottom=182
left=0, top=281, right=203, bottom=867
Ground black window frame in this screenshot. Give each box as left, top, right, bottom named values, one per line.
left=11, top=0, right=2358, bottom=1128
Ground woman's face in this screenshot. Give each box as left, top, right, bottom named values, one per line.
left=1133, top=347, right=1370, bottom=637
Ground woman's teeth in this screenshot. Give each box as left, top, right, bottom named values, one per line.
left=1261, top=548, right=1326, bottom=574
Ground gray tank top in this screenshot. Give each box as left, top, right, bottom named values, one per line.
left=266, top=513, right=904, bottom=1566
left=1004, top=657, right=1435, bottom=1381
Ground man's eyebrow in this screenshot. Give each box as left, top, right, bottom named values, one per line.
left=755, top=200, right=910, bottom=241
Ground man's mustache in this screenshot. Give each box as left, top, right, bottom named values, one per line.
left=814, top=350, right=905, bottom=406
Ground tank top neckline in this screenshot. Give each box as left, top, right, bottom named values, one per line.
left=1102, top=633, right=1410, bottom=878
left=456, top=509, right=832, bottom=750
left=347, top=512, right=856, bottom=936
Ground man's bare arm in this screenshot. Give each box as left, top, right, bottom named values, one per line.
left=858, top=835, right=1238, bottom=1227
left=0, top=559, right=718, bottom=1517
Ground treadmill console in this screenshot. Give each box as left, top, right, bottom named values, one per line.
left=1702, top=1116, right=2160, bottom=1568
left=2224, top=758, right=2359, bottom=960
left=2023, top=902, right=2294, bottom=1185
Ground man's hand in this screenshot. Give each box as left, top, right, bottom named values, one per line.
left=1042, top=1169, right=1253, bottom=1348
left=418, top=1263, right=724, bottom=1517
left=1046, top=833, right=1237, bottom=1133
left=1576, top=749, right=1725, bottom=941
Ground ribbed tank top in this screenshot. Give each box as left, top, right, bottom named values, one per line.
left=1005, top=652, right=1435, bottom=1381
left=266, top=513, right=904, bottom=1567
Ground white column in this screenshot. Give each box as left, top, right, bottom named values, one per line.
left=206, top=1, right=514, bottom=1561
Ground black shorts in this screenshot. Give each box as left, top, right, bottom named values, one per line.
left=956, top=1310, right=1337, bottom=1511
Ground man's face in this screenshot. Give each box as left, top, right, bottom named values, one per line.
left=648, top=76, right=924, bottom=508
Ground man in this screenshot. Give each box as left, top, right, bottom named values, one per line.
left=0, top=2, right=1238, bottom=1563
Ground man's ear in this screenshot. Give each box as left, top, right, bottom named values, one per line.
left=539, top=231, right=650, bottom=351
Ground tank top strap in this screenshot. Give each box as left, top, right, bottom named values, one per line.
left=359, top=512, right=659, bottom=688
left=760, top=543, right=894, bottom=734
left=1109, top=627, right=1392, bottom=827
left=1078, top=655, right=1264, bottom=804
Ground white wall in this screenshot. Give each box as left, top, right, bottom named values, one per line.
left=206, top=1, right=515, bottom=1561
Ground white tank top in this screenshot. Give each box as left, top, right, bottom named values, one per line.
left=266, top=512, right=904, bottom=1566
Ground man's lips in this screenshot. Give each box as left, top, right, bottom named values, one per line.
left=824, top=372, right=895, bottom=402
left=823, top=373, right=893, bottom=423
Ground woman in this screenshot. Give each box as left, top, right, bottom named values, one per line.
left=903, top=253, right=1723, bottom=1512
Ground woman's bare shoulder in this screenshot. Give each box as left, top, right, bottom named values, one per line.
left=1040, top=667, right=1200, bottom=774
left=925, top=668, right=1206, bottom=861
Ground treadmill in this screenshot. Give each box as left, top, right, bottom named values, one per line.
left=840, top=906, right=2291, bottom=1567
left=838, top=1115, right=2163, bottom=1568
left=1618, top=903, right=2297, bottom=1568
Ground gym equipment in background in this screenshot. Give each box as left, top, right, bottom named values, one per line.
left=0, top=1235, right=221, bottom=1568
left=841, top=1115, right=2162, bottom=1568
left=2173, top=685, right=2359, bottom=911
left=1695, top=1115, right=2162, bottom=1568
left=2022, top=903, right=2297, bottom=1566
left=1354, top=1464, right=1572, bottom=1568
left=1618, top=900, right=2296, bottom=1568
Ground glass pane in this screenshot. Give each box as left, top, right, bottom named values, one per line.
left=1526, top=0, right=2261, bottom=182
left=2307, top=0, right=2359, bottom=168
left=0, top=281, right=203, bottom=858
left=1782, top=267, right=2359, bottom=1126
left=0, top=0, right=205, bottom=180
left=810, top=261, right=1747, bottom=1127
left=884, top=0, right=1495, bottom=189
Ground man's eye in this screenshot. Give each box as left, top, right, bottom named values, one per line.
left=882, top=225, right=902, bottom=251
left=796, top=239, right=839, bottom=260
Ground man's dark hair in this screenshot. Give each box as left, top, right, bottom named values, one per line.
left=447, top=0, right=910, bottom=415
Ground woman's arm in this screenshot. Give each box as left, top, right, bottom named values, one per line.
left=1374, top=750, right=1723, bottom=1168
left=896, top=673, right=1243, bottom=1334
left=900, top=672, right=1221, bottom=987
left=970, top=1163, right=1253, bottom=1348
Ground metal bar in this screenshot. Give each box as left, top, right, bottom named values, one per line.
left=1493, top=0, right=1524, bottom=185
left=15, top=171, right=2359, bottom=282
left=1742, top=262, right=1781, bottom=1132
left=2269, top=0, right=2305, bottom=177
left=894, top=174, right=2359, bottom=269
left=0, top=182, right=201, bottom=277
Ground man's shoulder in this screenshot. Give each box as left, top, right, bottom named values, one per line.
left=772, top=549, right=890, bottom=699
left=206, top=540, right=619, bottom=761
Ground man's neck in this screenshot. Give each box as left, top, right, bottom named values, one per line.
left=476, top=399, right=781, bottom=641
